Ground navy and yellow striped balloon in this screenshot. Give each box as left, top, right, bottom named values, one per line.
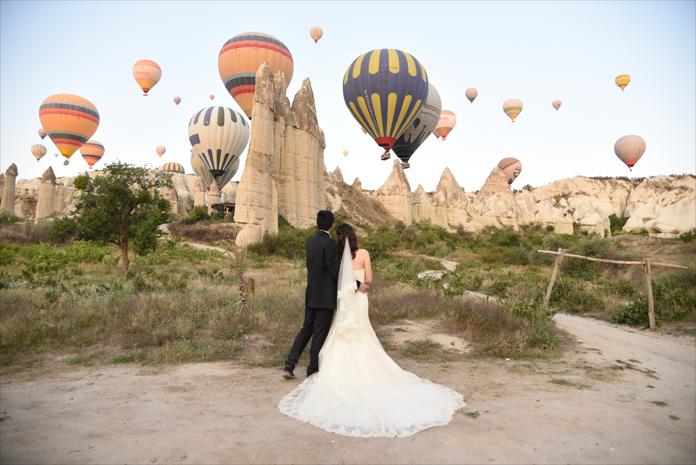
left=343, top=49, right=429, bottom=156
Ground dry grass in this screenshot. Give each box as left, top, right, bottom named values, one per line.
left=168, top=222, right=240, bottom=242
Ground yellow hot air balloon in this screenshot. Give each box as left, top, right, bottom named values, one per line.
left=309, top=26, right=323, bottom=43
left=39, top=94, right=99, bottom=160
left=503, top=98, right=523, bottom=122
left=498, top=157, right=522, bottom=185
left=31, top=144, right=47, bottom=162
left=160, top=162, right=185, bottom=174
left=132, top=59, right=162, bottom=96
left=615, top=74, right=631, bottom=92
left=156, top=145, right=166, bottom=157
left=552, top=99, right=561, bottom=111
left=173, top=96, right=181, bottom=105
left=433, top=110, right=456, bottom=140
left=80, top=140, right=105, bottom=169
left=218, top=32, right=294, bottom=119
left=342, top=149, right=349, bottom=157
left=614, top=135, right=645, bottom=170
left=465, top=88, right=478, bottom=103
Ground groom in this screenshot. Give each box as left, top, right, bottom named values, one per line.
left=282, top=210, right=340, bottom=380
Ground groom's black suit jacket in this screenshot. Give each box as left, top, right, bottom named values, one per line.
left=305, top=230, right=340, bottom=309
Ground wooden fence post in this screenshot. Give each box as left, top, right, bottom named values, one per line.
left=543, top=247, right=565, bottom=309
left=643, top=258, right=656, bottom=331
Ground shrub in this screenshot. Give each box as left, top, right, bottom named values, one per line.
left=0, top=211, right=20, bottom=225
left=609, top=214, right=629, bottom=235
left=47, top=217, right=78, bottom=243
left=549, top=277, right=604, bottom=314
left=185, top=206, right=210, bottom=224
left=678, top=229, right=696, bottom=243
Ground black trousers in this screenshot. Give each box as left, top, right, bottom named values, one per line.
left=285, top=306, right=335, bottom=376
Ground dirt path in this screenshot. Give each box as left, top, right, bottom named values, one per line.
left=1, top=315, right=694, bottom=465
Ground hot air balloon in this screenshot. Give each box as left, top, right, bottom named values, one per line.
left=156, top=145, right=166, bottom=157
left=39, top=94, right=99, bottom=160
left=160, top=162, right=185, bottom=174
left=191, top=150, right=215, bottom=188
left=188, top=106, right=249, bottom=189
left=31, top=144, right=47, bottom=162
left=498, top=157, right=522, bottom=185
left=343, top=49, right=429, bottom=160
left=209, top=94, right=215, bottom=101
left=342, top=149, right=349, bottom=157
left=132, top=59, right=161, bottom=96
left=54, top=153, right=59, bottom=158
left=432, top=130, right=440, bottom=139
left=552, top=99, right=561, bottom=111
left=503, top=98, right=523, bottom=122
left=38, top=128, right=47, bottom=139
left=465, top=88, right=478, bottom=103
left=218, top=32, right=294, bottom=119
left=63, top=159, right=69, bottom=166
left=614, top=135, right=645, bottom=170
left=433, top=110, right=456, bottom=140
left=615, top=74, right=631, bottom=92
left=80, top=140, right=105, bottom=169
left=173, top=96, right=181, bottom=105
left=392, top=83, right=442, bottom=168
left=309, top=26, right=323, bottom=43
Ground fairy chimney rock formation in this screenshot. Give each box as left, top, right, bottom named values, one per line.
left=235, top=64, right=326, bottom=247
left=375, top=159, right=412, bottom=224
left=352, top=177, right=362, bottom=191
left=36, top=166, right=57, bottom=220
left=472, top=164, right=518, bottom=228
left=432, top=168, right=470, bottom=228
left=2, top=164, right=17, bottom=215
left=330, top=167, right=344, bottom=184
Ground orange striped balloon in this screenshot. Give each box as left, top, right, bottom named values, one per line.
left=218, top=32, right=294, bottom=119
left=39, top=94, right=99, bottom=160
left=80, top=140, right=105, bottom=168
left=132, top=59, right=162, bottom=96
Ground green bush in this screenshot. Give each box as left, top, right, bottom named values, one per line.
left=612, top=269, right=696, bottom=326
left=550, top=276, right=604, bottom=314
left=0, top=211, right=20, bottom=225
left=185, top=206, right=210, bottom=224
left=678, top=229, right=696, bottom=243
left=609, top=214, right=629, bottom=235
left=47, top=217, right=78, bottom=243
left=248, top=217, right=314, bottom=260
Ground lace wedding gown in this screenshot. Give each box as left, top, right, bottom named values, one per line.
left=278, top=243, right=465, bottom=438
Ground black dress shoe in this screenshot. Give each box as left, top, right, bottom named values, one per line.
left=282, top=369, right=295, bottom=380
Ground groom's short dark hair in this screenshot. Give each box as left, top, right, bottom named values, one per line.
left=317, top=210, right=334, bottom=230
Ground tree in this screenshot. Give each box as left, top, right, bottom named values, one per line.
left=73, top=162, right=172, bottom=269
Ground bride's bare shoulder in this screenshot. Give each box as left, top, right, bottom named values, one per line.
left=356, top=248, right=370, bottom=258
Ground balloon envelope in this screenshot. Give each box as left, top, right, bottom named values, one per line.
left=342, top=149, right=349, bottom=157
left=31, top=144, right=47, bottom=161
left=343, top=49, right=429, bottom=156
left=161, top=162, right=185, bottom=174
left=173, top=96, right=181, bottom=105
left=188, top=106, right=249, bottom=189
left=503, top=98, right=523, bottom=122
left=156, top=145, right=166, bottom=157
left=209, top=94, right=215, bottom=101
left=80, top=140, right=105, bottom=168
left=392, top=83, right=442, bottom=164
left=498, top=157, right=522, bottom=185
left=552, top=99, right=561, bottom=110
left=434, top=110, right=456, bottom=140
left=615, top=74, right=631, bottom=92
left=39, top=93, right=99, bottom=160
left=132, top=59, right=161, bottom=96
left=310, top=26, right=323, bottom=43
left=614, top=135, right=645, bottom=169
left=218, top=32, right=294, bottom=119
left=38, top=128, right=47, bottom=139
left=465, top=88, right=478, bottom=103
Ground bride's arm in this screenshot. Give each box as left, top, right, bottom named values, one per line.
left=363, top=250, right=373, bottom=285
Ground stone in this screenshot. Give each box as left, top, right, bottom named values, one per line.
left=351, top=177, right=362, bottom=191
left=2, top=164, right=17, bottom=215
left=417, top=270, right=444, bottom=280
left=36, top=167, right=56, bottom=220
left=374, top=159, right=412, bottom=224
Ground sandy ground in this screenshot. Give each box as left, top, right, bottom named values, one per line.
left=1, top=314, right=694, bottom=465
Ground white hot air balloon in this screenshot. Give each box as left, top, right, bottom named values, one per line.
left=188, top=106, right=249, bottom=189
left=614, top=135, right=646, bottom=171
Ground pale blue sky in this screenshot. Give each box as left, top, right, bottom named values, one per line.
left=1, top=0, right=694, bottom=191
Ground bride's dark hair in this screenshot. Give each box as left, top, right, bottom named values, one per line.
left=336, top=223, right=358, bottom=259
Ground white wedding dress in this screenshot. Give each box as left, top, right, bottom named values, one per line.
left=278, top=243, right=465, bottom=438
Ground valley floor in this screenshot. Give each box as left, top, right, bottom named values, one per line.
left=1, top=314, right=694, bottom=465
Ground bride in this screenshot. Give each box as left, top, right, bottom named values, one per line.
left=278, top=224, right=465, bottom=438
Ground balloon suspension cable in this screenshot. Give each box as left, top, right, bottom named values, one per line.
left=381, top=150, right=391, bottom=161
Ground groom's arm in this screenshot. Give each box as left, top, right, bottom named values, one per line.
left=323, top=240, right=339, bottom=281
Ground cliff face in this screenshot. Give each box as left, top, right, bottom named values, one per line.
left=233, top=63, right=326, bottom=247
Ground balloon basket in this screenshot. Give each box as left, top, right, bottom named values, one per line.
left=380, top=152, right=391, bottom=161
left=401, top=162, right=410, bottom=169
